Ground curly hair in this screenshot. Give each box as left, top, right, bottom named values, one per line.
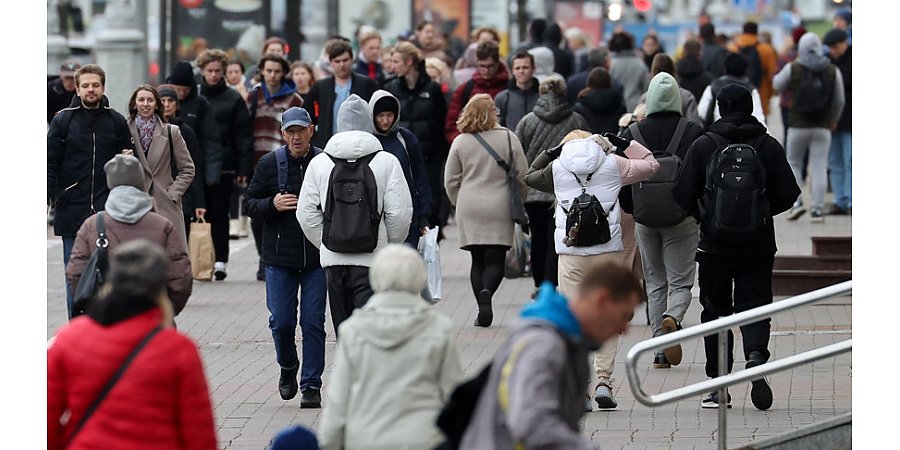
left=195, top=48, right=231, bottom=69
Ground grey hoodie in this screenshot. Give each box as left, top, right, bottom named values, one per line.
left=772, top=32, right=845, bottom=126
left=104, top=186, right=153, bottom=224
left=368, top=90, right=401, bottom=136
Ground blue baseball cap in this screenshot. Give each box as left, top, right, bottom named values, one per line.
left=281, top=107, right=312, bottom=130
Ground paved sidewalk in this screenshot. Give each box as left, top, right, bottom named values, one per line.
left=46, top=208, right=851, bottom=449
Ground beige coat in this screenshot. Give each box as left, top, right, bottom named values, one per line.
left=128, top=117, right=195, bottom=246
left=444, top=127, right=528, bottom=249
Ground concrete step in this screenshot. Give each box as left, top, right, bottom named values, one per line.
left=812, top=236, right=851, bottom=258
left=773, top=255, right=851, bottom=271
left=772, top=270, right=852, bottom=296
left=737, top=413, right=851, bottom=450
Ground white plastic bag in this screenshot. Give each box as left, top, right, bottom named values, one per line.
left=417, top=226, right=442, bottom=304
left=505, top=224, right=530, bottom=279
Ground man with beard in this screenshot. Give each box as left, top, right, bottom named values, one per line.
left=47, top=63, right=134, bottom=318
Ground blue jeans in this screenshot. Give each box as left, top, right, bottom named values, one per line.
left=62, top=235, right=76, bottom=319
left=828, top=131, right=852, bottom=210
left=265, top=265, right=327, bottom=390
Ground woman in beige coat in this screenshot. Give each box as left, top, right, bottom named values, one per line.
left=126, top=85, right=195, bottom=246
left=444, top=93, right=528, bottom=327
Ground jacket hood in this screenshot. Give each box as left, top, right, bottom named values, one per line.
left=69, top=94, right=113, bottom=109
left=349, top=291, right=438, bottom=349
left=324, top=130, right=383, bottom=159
left=507, top=77, right=539, bottom=94
left=104, top=186, right=153, bottom=224
left=797, top=32, right=831, bottom=71
left=533, top=93, right=573, bottom=123
left=368, top=89, right=401, bottom=136
left=335, top=94, right=375, bottom=134
left=708, top=114, right=768, bottom=141
left=262, top=79, right=297, bottom=101
left=559, top=137, right=607, bottom=175
left=645, top=72, right=682, bottom=116
left=529, top=47, right=556, bottom=78
left=520, top=282, right=581, bottom=340
left=578, top=88, right=625, bottom=114
left=676, top=56, right=705, bottom=78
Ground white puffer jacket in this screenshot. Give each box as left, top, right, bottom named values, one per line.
left=297, top=130, right=413, bottom=267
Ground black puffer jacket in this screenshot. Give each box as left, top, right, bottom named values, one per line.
left=175, top=83, right=223, bottom=185
left=199, top=78, right=254, bottom=177
left=673, top=115, right=800, bottom=256
left=47, top=95, right=134, bottom=236
left=384, top=62, right=449, bottom=162
left=168, top=116, right=206, bottom=215
left=574, top=88, right=627, bottom=135
left=242, top=145, right=321, bottom=270
left=676, top=56, right=714, bottom=105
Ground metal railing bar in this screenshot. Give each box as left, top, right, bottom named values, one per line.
left=628, top=339, right=852, bottom=407
left=625, top=281, right=851, bottom=360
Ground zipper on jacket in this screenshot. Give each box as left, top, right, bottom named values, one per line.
left=300, top=162, right=308, bottom=267
left=90, top=132, right=96, bottom=213
left=276, top=229, right=281, bottom=255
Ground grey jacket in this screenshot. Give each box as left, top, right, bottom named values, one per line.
left=495, top=78, right=540, bottom=132
left=515, top=94, right=589, bottom=203
left=610, top=52, right=651, bottom=112
left=459, top=319, right=595, bottom=450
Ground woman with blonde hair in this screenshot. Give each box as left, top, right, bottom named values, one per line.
left=125, top=84, right=196, bottom=246
left=49, top=239, right=216, bottom=449
left=445, top=93, right=528, bottom=327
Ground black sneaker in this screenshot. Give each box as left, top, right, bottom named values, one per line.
left=701, top=390, right=732, bottom=409
left=474, top=289, right=493, bottom=327
left=278, top=366, right=299, bottom=400
left=214, top=262, right=227, bottom=281
left=810, top=209, right=825, bottom=223
left=746, top=351, right=773, bottom=410
left=299, top=387, right=321, bottom=409
left=652, top=352, right=670, bottom=369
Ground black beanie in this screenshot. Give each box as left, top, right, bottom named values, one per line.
left=166, top=61, right=195, bottom=87
left=716, top=83, right=753, bottom=116
left=373, top=97, right=398, bottom=116
left=723, top=52, right=749, bottom=77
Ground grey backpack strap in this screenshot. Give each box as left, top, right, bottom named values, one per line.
left=663, top=119, right=690, bottom=156
left=628, top=122, right=647, bottom=148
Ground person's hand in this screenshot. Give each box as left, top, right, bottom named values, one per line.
left=419, top=216, right=432, bottom=235
left=601, top=132, right=630, bottom=152
left=235, top=176, right=248, bottom=186
left=273, top=192, right=298, bottom=211
left=121, top=149, right=134, bottom=156
left=546, top=144, right=563, bottom=159
left=195, top=208, right=206, bottom=220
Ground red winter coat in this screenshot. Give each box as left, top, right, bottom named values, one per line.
left=444, top=63, right=510, bottom=145
left=47, top=309, right=217, bottom=450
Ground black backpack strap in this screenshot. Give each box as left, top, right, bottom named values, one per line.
left=65, top=325, right=163, bottom=447
left=472, top=132, right=511, bottom=174
left=167, top=125, right=177, bottom=181
left=96, top=212, right=107, bottom=248
left=275, top=146, right=289, bottom=193
left=461, top=79, right=475, bottom=106
left=663, top=119, right=690, bottom=156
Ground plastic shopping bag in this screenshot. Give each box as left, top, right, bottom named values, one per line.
left=418, top=226, right=442, bottom=304
left=504, top=224, right=530, bottom=279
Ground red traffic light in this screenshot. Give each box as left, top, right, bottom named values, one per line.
left=634, top=0, right=652, bottom=12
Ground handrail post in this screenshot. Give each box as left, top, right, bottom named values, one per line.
left=718, top=329, right=727, bottom=450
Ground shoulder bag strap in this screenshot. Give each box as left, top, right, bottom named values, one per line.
left=472, top=132, right=511, bottom=174
left=95, top=212, right=107, bottom=248
left=167, top=124, right=178, bottom=181
left=64, top=325, right=163, bottom=446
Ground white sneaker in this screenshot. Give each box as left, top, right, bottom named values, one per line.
left=786, top=207, right=807, bottom=221
left=214, top=262, right=227, bottom=281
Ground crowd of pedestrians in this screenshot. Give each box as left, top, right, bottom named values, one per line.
left=47, top=11, right=851, bottom=448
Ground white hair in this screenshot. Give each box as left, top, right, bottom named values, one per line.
left=369, top=244, right=427, bottom=294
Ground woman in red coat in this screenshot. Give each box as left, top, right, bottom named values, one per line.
left=48, top=240, right=217, bottom=450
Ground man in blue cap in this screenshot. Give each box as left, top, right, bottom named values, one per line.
left=242, top=107, right=327, bottom=409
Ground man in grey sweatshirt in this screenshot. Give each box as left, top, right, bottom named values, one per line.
left=459, top=261, right=642, bottom=449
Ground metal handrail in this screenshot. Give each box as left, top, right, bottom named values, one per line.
left=625, top=280, right=852, bottom=450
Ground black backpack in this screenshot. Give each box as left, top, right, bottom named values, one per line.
left=739, top=44, right=764, bottom=88
left=791, top=63, right=835, bottom=119
left=701, top=133, right=770, bottom=243
left=72, top=212, right=109, bottom=317
left=322, top=152, right=381, bottom=253
left=561, top=172, right=613, bottom=248
left=435, top=362, right=492, bottom=449
left=628, top=120, right=690, bottom=227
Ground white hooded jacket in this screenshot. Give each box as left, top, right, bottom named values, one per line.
left=297, top=95, right=413, bottom=267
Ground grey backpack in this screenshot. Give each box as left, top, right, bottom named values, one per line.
left=628, top=119, right=690, bottom=227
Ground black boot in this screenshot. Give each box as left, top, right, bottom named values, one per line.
left=474, top=289, right=493, bottom=327
left=278, top=366, right=299, bottom=400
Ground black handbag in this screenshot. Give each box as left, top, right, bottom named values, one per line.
left=472, top=131, right=529, bottom=226
left=72, top=212, right=109, bottom=317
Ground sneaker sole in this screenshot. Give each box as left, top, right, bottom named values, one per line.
left=299, top=402, right=321, bottom=409
left=787, top=209, right=807, bottom=221
left=594, top=396, right=617, bottom=409
left=652, top=362, right=671, bottom=369
left=475, top=289, right=493, bottom=327
left=214, top=271, right=227, bottom=281
left=700, top=401, right=732, bottom=409
left=750, top=379, right=773, bottom=410
left=661, top=317, right=682, bottom=366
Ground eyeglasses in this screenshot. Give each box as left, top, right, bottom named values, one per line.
left=477, top=62, right=498, bottom=70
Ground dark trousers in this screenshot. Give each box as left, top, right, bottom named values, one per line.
left=325, top=265, right=374, bottom=337
left=62, top=235, right=76, bottom=319
left=204, top=174, right=234, bottom=263
left=467, top=245, right=508, bottom=301
left=265, top=265, right=327, bottom=390
left=425, top=157, right=450, bottom=239
left=524, top=202, right=558, bottom=288
left=696, top=251, right=774, bottom=378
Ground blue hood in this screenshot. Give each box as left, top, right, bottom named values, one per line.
left=262, top=79, right=297, bottom=102
left=520, top=282, right=582, bottom=340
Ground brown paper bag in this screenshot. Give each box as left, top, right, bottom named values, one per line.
left=189, top=218, right=215, bottom=281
